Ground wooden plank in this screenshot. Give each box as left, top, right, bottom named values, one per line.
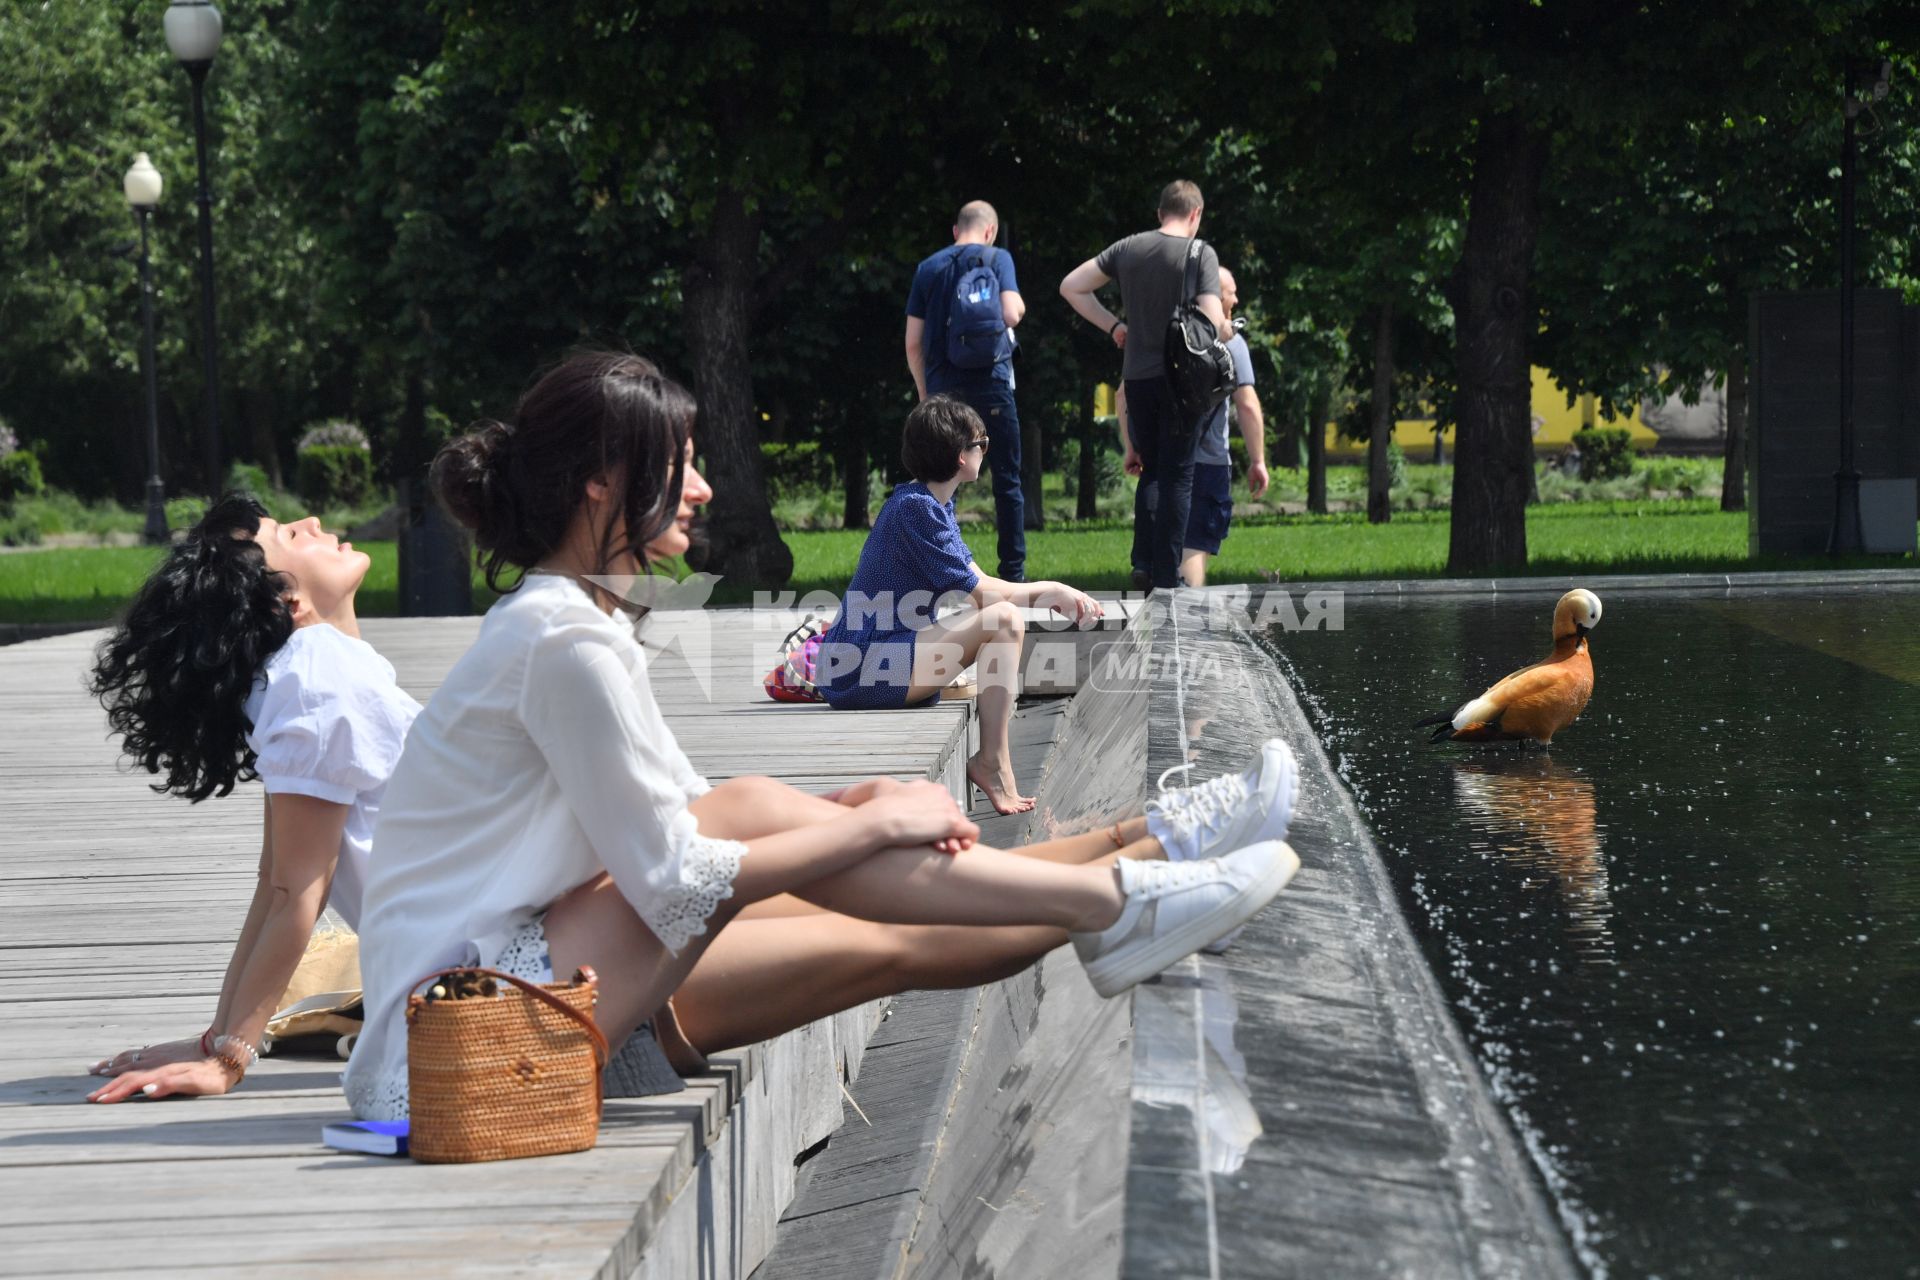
left=0, top=613, right=972, bottom=1275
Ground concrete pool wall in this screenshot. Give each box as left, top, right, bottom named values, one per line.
left=1119, top=592, right=1580, bottom=1279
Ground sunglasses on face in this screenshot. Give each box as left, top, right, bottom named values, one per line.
left=962, top=437, right=990, bottom=453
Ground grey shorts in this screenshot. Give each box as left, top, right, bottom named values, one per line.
left=495, top=917, right=684, bottom=1098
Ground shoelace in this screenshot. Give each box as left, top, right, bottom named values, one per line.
left=1163, top=776, right=1251, bottom=847
left=1150, top=759, right=1251, bottom=818
left=1134, top=857, right=1218, bottom=893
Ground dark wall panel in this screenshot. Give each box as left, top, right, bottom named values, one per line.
left=1749, top=289, right=1917, bottom=555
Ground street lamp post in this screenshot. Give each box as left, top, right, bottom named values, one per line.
left=164, top=0, right=225, bottom=492
left=124, top=154, right=168, bottom=546
left=1830, top=55, right=1892, bottom=555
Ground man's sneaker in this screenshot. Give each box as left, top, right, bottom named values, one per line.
left=1147, top=738, right=1298, bottom=863
left=1071, top=841, right=1300, bottom=998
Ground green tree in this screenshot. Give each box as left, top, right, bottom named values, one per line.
left=0, top=1, right=321, bottom=497
left=1534, top=50, right=1920, bottom=513
left=435, top=3, right=972, bottom=586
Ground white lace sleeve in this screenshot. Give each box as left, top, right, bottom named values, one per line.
left=639, top=826, right=747, bottom=954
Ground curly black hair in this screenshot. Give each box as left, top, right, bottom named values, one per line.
left=90, top=494, right=295, bottom=803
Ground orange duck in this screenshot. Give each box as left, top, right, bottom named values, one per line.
left=1414, top=589, right=1602, bottom=745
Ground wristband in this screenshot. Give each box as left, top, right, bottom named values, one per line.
left=213, top=1034, right=260, bottom=1069
left=212, top=1048, right=248, bottom=1084
left=1108, top=318, right=1123, bottom=336
left=200, top=1029, right=216, bottom=1057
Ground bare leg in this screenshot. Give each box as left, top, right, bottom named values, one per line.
left=900, top=603, right=1030, bottom=815
left=550, top=780, right=1150, bottom=1040
left=1181, top=547, right=1210, bottom=588
left=673, top=912, right=1078, bottom=1055
left=545, top=874, right=732, bottom=1051
left=549, top=844, right=1123, bottom=1041
left=691, top=775, right=1154, bottom=868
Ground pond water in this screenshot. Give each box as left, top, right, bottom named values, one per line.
left=1265, top=588, right=1920, bottom=1279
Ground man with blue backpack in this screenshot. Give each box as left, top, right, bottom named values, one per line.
left=905, top=200, right=1028, bottom=580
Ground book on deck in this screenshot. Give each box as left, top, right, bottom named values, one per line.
left=322, top=1119, right=409, bottom=1157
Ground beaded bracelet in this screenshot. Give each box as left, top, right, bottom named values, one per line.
left=213, top=1034, right=260, bottom=1070
left=212, top=1048, right=248, bottom=1083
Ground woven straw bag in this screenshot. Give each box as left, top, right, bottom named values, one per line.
left=405, top=965, right=610, bottom=1164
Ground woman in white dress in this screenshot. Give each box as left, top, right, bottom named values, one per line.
left=344, top=351, right=1300, bottom=1121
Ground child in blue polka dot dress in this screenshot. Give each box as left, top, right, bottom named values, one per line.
left=817, top=397, right=1104, bottom=815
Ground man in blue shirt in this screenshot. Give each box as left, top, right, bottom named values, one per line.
left=905, top=200, right=1028, bottom=580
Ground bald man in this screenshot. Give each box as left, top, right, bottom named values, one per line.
left=905, top=200, right=1029, bottom=580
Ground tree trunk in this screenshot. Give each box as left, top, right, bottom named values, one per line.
left=1368, top=302, right=1395, bottom=524
left=1448, top=111, right=1549, bottom=574
left=1307, top=374, right=1330, bottom=515
left=682, top=188, right=793, bottom=588
left=1023, top=414, right=1044, bottom=529
left=1077, top=369, right=1099, bottom=521
left=241, top=388, right=281, bottom=489
left=840, top=409, right=869, bottom=530
left=1721, top=349, right=1747, bottom=511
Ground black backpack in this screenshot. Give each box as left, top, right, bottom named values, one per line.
left=1163, top=238, right=1236, bottom=423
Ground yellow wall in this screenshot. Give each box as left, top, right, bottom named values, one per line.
left=1096, top=367, right=1660, bottom=457
left=1326, top=367, right=1659, bottom=457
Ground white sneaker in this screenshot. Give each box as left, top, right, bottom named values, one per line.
left=1147, top=739, right=1299, bottom=863
left=1071, top=841, right=1300, bottom=998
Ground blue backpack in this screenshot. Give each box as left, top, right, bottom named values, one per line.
left=944, top=247, right=1011, bottom=370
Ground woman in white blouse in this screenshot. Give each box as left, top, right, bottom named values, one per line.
left=344, top=352, right=1300, bottom=1121
left=86, top=495, right=419, bottom=1102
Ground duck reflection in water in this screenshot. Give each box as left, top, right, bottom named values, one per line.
left=1450, top=755, right=1614, bottom=963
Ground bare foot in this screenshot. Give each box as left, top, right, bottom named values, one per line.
left=966, top=754, right=1035, bottom=815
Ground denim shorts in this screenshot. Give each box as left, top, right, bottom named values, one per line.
left=1184, top=463, right=1234, bottom=555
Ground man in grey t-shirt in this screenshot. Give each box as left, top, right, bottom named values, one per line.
left=1060, top=180, right=1229, bottom=589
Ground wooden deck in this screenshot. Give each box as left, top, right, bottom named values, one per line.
left=0, top=610, right=972, bottom=1277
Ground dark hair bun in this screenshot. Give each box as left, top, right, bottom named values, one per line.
left=433, top=351, right=697, bottom=593
left=431, top=421, right=516, bottom=545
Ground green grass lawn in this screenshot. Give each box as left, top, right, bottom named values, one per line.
left=2, top=501, right=1909, bottom=625
left=759, top=500, right=1839, bottom=600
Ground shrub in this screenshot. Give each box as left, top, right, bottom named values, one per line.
left=297, top=420, right=372, bottom=452
left=1575, top=428, right=1634, bottom=481
left=0, top=509, right=40, bottom=546
left=756, top=441, right=833, bottom=498
left=1060, top=438, right=1127, bottom=500
left=297, top=444, right=375, bottom=509
left=760, top=441, right=833, bottom=500
left=224, top=460, right=272, bottom=500
left=165, top=495, right=208, bottom=529
left=0, top=451, right=46, bottom=503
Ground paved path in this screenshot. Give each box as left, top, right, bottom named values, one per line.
left=0, top=612, right=970, bottom=1277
